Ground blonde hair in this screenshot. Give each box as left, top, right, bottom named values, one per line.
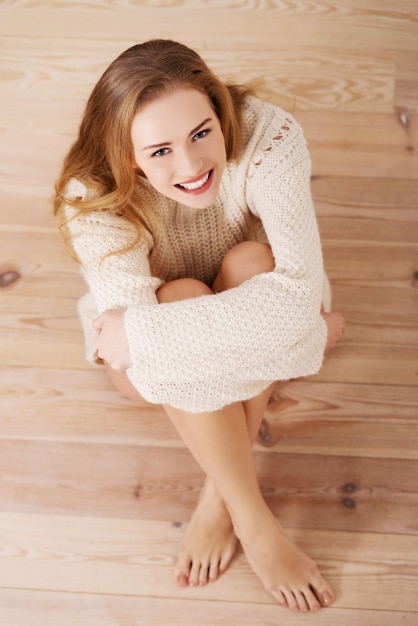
left=53, top=39, right=252, bottom=256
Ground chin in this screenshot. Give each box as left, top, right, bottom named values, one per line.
left=182, top=195, right=217, bottom=209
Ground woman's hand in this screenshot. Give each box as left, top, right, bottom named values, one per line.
left=320, top=310, right=345, bottom=355
left=93, top=308, right=132, bottom=371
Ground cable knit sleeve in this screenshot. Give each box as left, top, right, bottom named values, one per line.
left=123, top=115, right=328, bottom=412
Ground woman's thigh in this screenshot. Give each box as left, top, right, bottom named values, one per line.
left=103, top=360, right=145, bottom=403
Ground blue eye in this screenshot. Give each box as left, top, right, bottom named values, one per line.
left=152, top=147, right=169, bottom=157
left=193, top=129, right=209, bottom=141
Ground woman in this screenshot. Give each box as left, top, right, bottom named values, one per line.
left=54, top=39, right=344, bottom=612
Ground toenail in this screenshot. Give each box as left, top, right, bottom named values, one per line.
left=322, top=592, right=332, bottom=605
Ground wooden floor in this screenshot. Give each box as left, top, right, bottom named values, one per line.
left=1, top=2, right=418, bottom=624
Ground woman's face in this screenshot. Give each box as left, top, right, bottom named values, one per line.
left=131, top=87, right=227, bottom=209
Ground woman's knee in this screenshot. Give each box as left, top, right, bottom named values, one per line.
left=215, top=242, right=274, bottom=291
left=156, top=278, right=213, bottom=303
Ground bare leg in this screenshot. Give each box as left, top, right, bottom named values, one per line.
left=161, top=243, right=333, bottom=609
left=104, top=356, right=278, bottom=588
left=172, top=381, right=277, bottom=588
left=163, top=400, right=333, bottom=612
left=155, top=277, right=238, bottom=586
left=103, top=353, right=277, bottom=589
left=159, top=243, right=276, bottom=588
left=103, top=242, right=335, bottom=609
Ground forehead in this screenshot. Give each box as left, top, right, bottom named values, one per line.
left=131, top=87, right=214, bottom=145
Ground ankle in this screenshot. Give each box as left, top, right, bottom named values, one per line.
left=229, top=502, right=278, bottom=543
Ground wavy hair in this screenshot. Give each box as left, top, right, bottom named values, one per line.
left=53, top=39, right=252, bottom=256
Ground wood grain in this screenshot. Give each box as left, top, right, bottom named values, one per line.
left=0, top=438, right=416, bottom=536
left=262, top=380, right=418, bottom=459
left=0, top=512, right=417, bottom=611
left=394, top=51, right=418, bottom=112
left=3, top=371, right=418, bottom=459
left=314, top=176, right=418, bottom=244
left=0, top=39, right=395, bottom=112
left=1, top=2, right=417, bottom=52
left=1, top=588, right=416, bottom=626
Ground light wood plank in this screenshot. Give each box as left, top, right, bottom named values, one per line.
left=300, top=111, right=418, bottom=179
left=323, top=241, right=418, bottom=284
left=394, top=51, right=418, bottom=113
left=0, top=368, right=177, bottom=446
left=1, top=2, right=417, bottom=52
left=0, top=588, right=416, bottom=626
left=262, top=381, right=418, bottom=460
left=2, top=371, right=418, bottom=461
left=316, top=344, right=418, bottom=387
left=0, top=438, right=416, bottom=535
left=314, top=177, right=418, bottom=244
left=0, top=512, right=416, bottom=611
left=0, top=38, right=395, bottom=112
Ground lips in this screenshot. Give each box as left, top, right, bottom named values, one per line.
left=175, top=169, right=213, bottom=194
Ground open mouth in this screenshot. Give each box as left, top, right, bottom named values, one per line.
left=175, top=169, right=213, bottom=193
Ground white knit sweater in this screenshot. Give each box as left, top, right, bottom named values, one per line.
left=65, top=96, right=330, bottom=412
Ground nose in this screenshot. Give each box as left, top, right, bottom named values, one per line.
left=177, top=146, right=203, bottom=180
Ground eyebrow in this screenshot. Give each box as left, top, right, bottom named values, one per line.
left=142, top=117, right=213, bottom=151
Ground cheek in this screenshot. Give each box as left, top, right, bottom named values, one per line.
left=144, top=165, right=171, bottom=189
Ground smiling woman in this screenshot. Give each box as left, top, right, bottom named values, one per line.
left=52, top=39, right=344, bottom=613
left=131, top=88, right=226, bottom=208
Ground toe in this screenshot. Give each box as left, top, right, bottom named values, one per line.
left=278, top=591, right=288, bottom=607
left=304, top=583, right=334, bottom=611
left=293, top=590, right=309, bottom=612
left=302, top=586, right=321, bottom=611
left=281, top=588, right=299, bottom=612
left=174, top=571, right=189, bottom=587
left=188, top=560, right=201, bottom=587
left=208, top=557, right=220, bottom=582
left=321, top=590, right=334, bottom=606
left=174, top=558, right=191, bottom=587
left=310, top=576, right=334, bottom=607
left=198, top=561, right=210, bottom=586
left=268, top=587, right=287, bottom=607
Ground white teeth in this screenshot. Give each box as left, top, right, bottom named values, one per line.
left=179, top=171, right=210, bottom=190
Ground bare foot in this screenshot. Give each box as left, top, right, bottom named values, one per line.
left=240, top=514, right=334, bottom=612
left=174, top=477, right=237, bottom=587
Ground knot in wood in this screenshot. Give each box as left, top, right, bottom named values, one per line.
left=342, top=482, right=357, bottom=494
left=0, top=269, right=21, bottom=288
